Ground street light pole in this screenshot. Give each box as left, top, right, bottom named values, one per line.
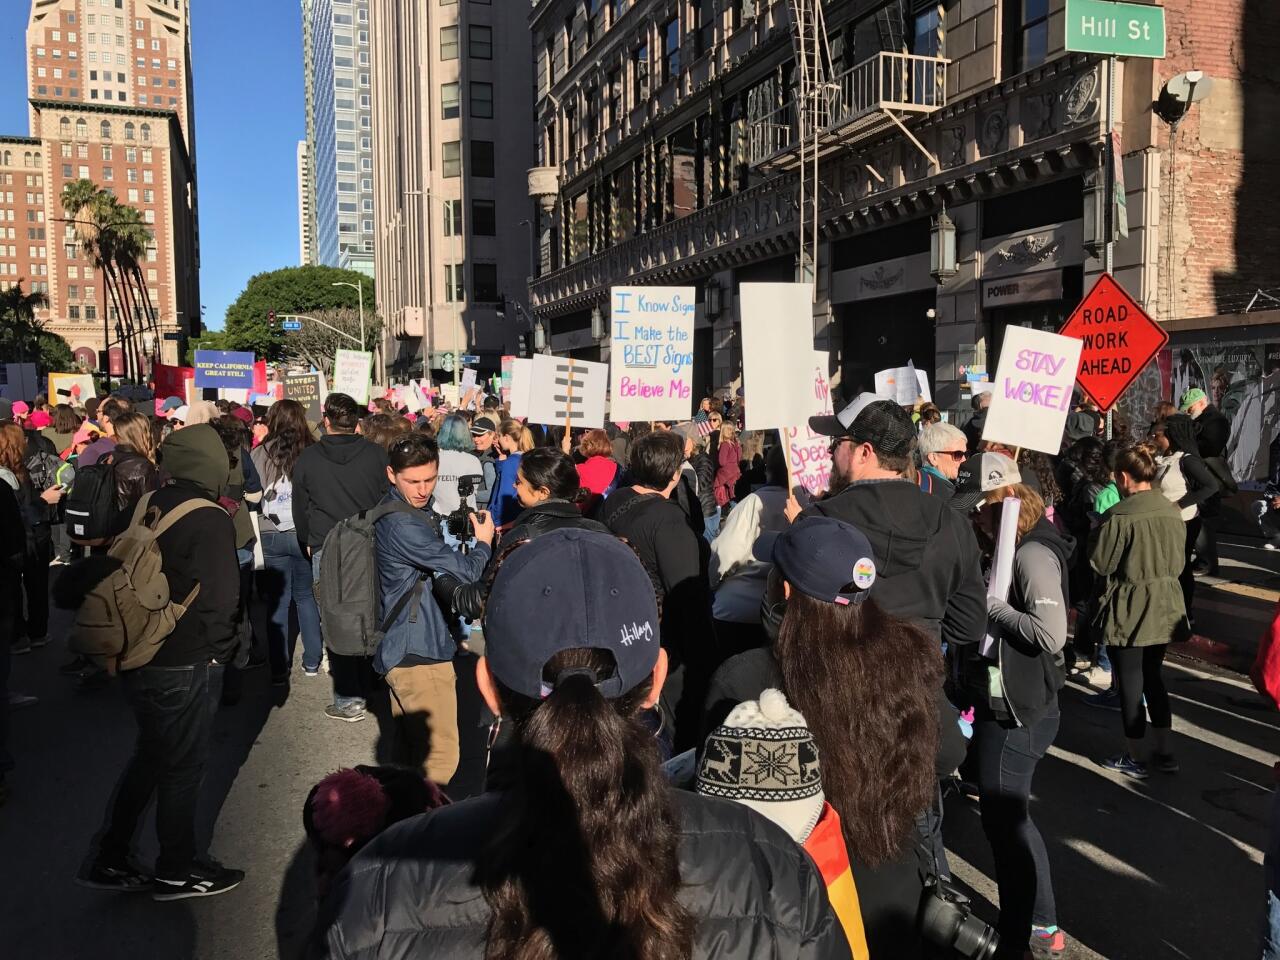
left=331, top=281, right=366, bottom=352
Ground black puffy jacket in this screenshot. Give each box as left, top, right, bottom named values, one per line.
left=313, top=790, right=851, bottom=960
left=691, top=451, right=719, bottom=518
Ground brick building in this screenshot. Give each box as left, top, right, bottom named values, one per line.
left=525, top=0, right=1280, bottom=485
left=2, top=0, right=201, bottom=371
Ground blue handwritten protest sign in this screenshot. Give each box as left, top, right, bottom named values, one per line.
left=608, top=286, right=696, bottom=422
left=193, top=350, right=256, bottom=389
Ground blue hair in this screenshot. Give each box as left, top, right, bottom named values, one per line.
left=436, top=414, right=475, bottom=452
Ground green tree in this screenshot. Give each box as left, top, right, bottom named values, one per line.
left=222, top=265, right=375, bottom=361
left=181, top=329, right=233, bottom=366
left=36, top=331, right=74, bottom=375
left=0, top=281, right=74, bottom=379
left=281, top=307, right=384, bottom=377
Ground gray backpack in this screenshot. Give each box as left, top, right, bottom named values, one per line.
left=315, top=501, right=439, bottom=657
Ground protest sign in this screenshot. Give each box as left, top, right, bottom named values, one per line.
left=501, top=356, right=515, bottom=404
left=740, top=283, right=815, bottom=432
left=284, top=371, right=325, bottom=421
left=526, top=354, right=607, bottom=428
left=982, top=326, right=1083, bottom=455
left=461, top=367, right=478, bottom=392
left=508, top=358, right=533, bottom=418
left=332, top=349, right=373, bottom=405
left=783, top=352, right=835, bottom=496
left=0, top=363, right=38, bottom=402
left=48, top=372, right=97, bottom=407
left=874, top=363, right=931, bottom=406
left=609, top=285, right=696, bottom=422
left=219, top=388, right=250, bottom=404
left=193, top=350, right=256, bottom=390
left=153, top=363, right=193, bottom=402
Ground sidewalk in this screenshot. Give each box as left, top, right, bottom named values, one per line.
left=1173, top=536, right=1280, bottom=673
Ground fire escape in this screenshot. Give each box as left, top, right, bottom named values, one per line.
left=756, top=0, right=950, bottom=284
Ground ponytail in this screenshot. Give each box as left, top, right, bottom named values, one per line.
left=479, top=648, right=693, bottom=960
left=1115, top=441, right=1159, bottom=483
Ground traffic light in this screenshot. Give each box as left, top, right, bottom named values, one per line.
left=269, top=310, right=276, bottom=324
left=517, top=332, right=529, bottom=357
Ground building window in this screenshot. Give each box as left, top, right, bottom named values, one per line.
left=1005, top=0, right=1049, bottom=77
left=632, top=43, right=648, bottom=106
left=442, top=81, right=460, bottom=119
left=613, top=0, right=628, bottom=19
left=469, top=25, right=492, bottom=59
left=472, top=199, right=496, bottom=236
left=472, top=263, right=498, bottom=302
left=442, top=140, right=461, bottom=177
left=545, top=38, right=556, bottom=85
left=444, top=263, right=464, bottom=302
left=564, top=14, right=575, bottom=68
left=696, top=0, right=715, bottom=56
left=565, top=104, right=578, bottom=155
left=662, top=17, right=680, bottom=82
left=441, top=25, right=458, bottom=60
left=584, top=86, right=598, bottom=140
left=443, top=198, right=462, bottom=236
left=912, top=6, right=941, bottom=57
left=731, top=0, right=755, bottom=30
left=606, top=68, right=621, bottom=126
left=470, top=82, right=493, bottom=118
left=472, top=140, right=495, bottom=177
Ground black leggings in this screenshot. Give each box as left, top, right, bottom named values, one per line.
left=1180, top=517, right=1202, bottom=618
left=1107, top=644, right=1171, bottom=739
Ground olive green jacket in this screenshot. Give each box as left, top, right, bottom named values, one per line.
left=1089, top=489, right=1188, bottom=647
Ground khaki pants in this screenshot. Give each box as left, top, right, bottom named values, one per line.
left=386, top=662, right=459, bottom=786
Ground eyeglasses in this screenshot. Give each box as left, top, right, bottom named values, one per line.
left=828, top=437, right=854, bottom=455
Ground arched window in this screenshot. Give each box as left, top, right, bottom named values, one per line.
left=140, top=123, right=151, bottom=143
left=124, top=121, right=135, bottom=141
left=100, top=120, right=112, bottom=140
left=59, top=117, right=71, bottom=139
left=1, top=150, right=10, bottom=166
left=75, top=118, right=87, bottom=140
left=23, top=152, right=32, bottom=168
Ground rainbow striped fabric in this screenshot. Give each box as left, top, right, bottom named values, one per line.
left=802, top=802, right=869, bottom=960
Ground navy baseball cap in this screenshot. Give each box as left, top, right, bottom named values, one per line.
left=753, top=516, right=878, bottom=605
left=483, top=529, right=661, bottom=700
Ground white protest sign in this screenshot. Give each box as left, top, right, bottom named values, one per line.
left=783, top=351, right=836, bottom=496
left=526, top=354, right=608, bottom=428
left=873, top=362, right=931, bottom=405
left=609, top=285, right=696, bottom=422
left=461, top=367, right=478, bottom=392
left=508, top=358, right=533, bottom=418
left=982, top=326, right=1083, bottom=455
left=740, top=282, right=815, bottom=432
left=332, top=349, right=373, bottom=405
left=218, top=388, right=250, bottom=404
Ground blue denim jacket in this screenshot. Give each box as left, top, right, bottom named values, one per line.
left=372, top=488, right=490, bottom=674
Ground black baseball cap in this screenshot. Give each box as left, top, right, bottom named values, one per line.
left=471, top=416, right=497, bottom=436
left=809, top=393, right=916, bottom=458
left=753, top=516, right=878, bottom=605
left=483, top=529, right=661, bottom=700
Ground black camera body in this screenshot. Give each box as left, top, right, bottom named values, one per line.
left=918, top=879, right=999, bottom=959
left=445, top=474, right=485, bottom=541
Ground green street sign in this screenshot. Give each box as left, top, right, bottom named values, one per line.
left=1066, top=0, right=1166, bottom=58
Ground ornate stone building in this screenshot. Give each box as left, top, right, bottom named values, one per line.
left=526, top=0, right=1278, bottom=426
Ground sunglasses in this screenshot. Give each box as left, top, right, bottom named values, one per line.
left=937, top=450, right=968, bottom=461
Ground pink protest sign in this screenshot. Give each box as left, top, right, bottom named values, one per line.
left=783, top=352, right=834, bottom=497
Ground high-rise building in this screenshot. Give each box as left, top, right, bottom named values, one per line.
left=369, top=0, right=534, bottom=379
left=9, top=0, right=200, bottom=370
left=304, top=0, right=375, bottom=275
left=297, top=139, right=314, bottom=265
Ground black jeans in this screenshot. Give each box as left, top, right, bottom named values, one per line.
left=97, top=662, right=224, bottom=877
left=0, top=563, right=15, bottom=778
left=1181, top=517, right=1202, bottom=618
left=16, top=535, right=51, bottom=641
left=973, top=705, right=1060, bottom=957
left=1108, top=644, right=1171, bottom=739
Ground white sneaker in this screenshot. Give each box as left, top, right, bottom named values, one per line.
left=1266, top=542, right=1278, bottom=551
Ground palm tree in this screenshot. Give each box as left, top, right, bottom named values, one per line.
left=0, top=281, right=50, bottom=364
left=60, top=180, right=156, bottom=382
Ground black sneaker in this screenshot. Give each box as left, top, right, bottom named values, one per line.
left=76, top=858, right=155, bottom=893
left=60, top=655, right=92, bottom=676
left=152, top=860, right=244, bottom=901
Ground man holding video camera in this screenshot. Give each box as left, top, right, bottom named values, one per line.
left=374, top=433, right=495, bottom=786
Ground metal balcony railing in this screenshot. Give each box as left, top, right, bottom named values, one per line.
left=749, top=50, right=948, bottom=169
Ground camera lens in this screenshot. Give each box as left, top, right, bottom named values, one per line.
left=952, top=914, right=1000, bottom=960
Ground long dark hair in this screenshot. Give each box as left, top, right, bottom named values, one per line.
left=518, top=447, right=584, bottom=502
left=479, top=645, right=693, bottom=960
left=265, top=399, right=314, bottom=478
left=775, top=592, right=941, bottom=867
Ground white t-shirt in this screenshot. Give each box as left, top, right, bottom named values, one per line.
left=432, top=449, right=484, bottom=516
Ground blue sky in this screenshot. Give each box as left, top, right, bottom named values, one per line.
left=0, top=2, right=306, bottom=332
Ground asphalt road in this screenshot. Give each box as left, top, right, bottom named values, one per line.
left=1, top=598, right=1275, bottom=959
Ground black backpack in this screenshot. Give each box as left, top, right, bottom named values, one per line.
left=65, top=458, right=124, bottom=545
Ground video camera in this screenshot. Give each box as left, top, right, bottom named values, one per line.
left=445, top=474, right=485, bottom=542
